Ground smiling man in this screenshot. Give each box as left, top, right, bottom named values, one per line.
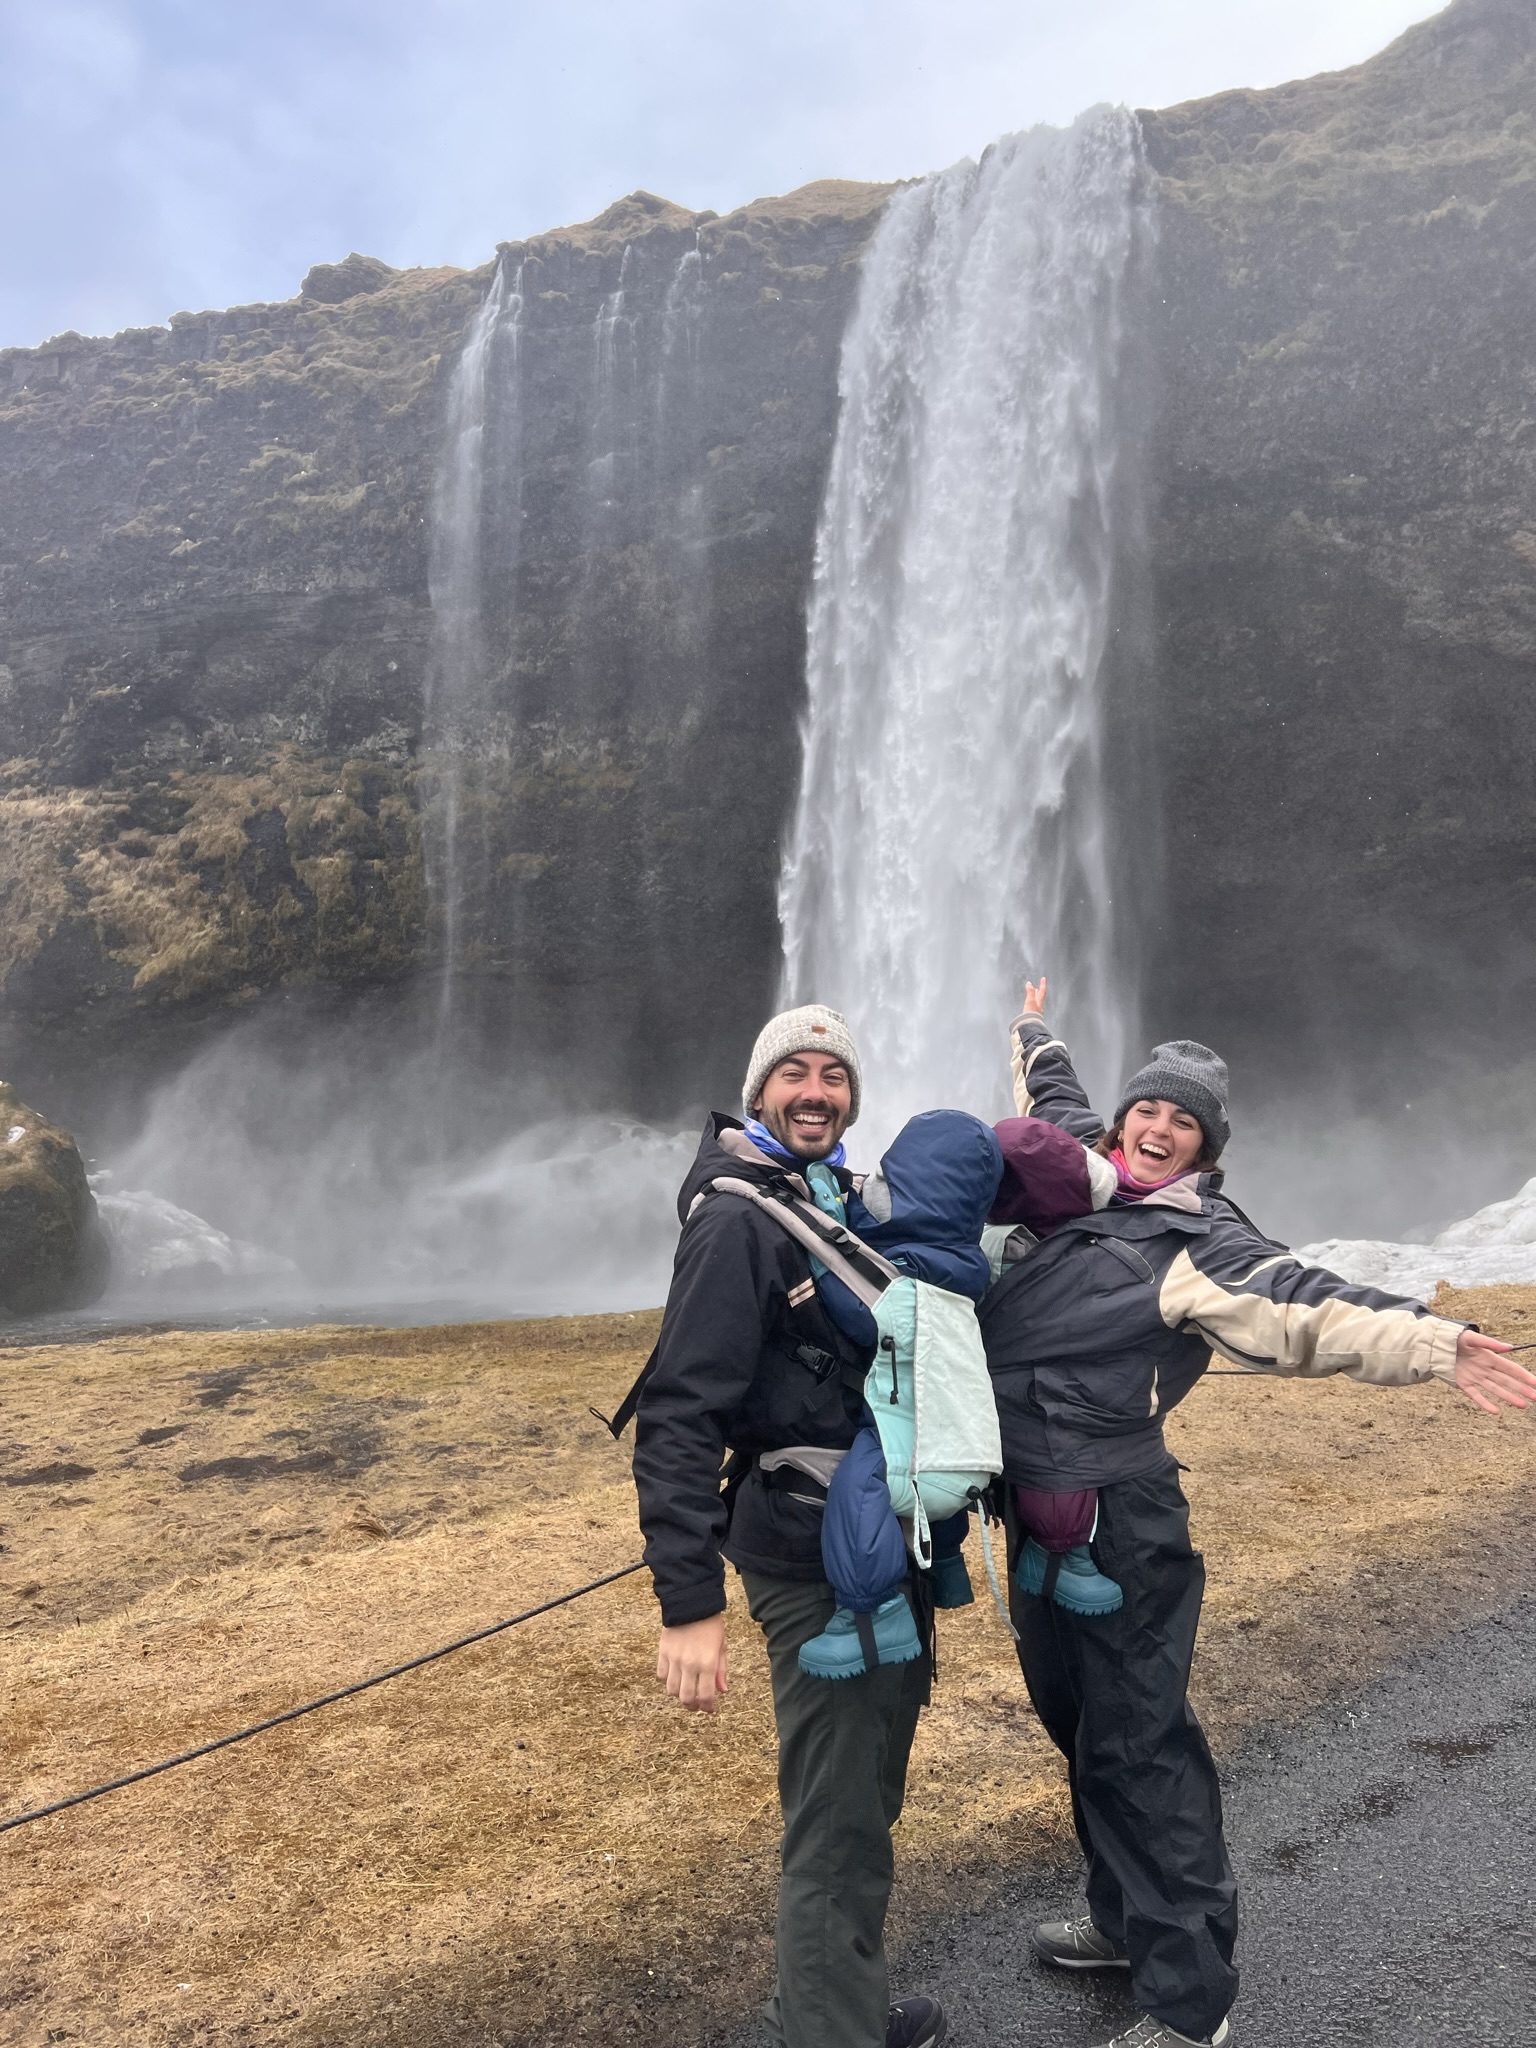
left=630, top=1004, right=944, bottom=2048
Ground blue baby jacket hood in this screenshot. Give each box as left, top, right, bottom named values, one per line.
left=847, top=1108, right=1003, bottom=1301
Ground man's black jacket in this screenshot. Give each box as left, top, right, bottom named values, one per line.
left=632, top=1113, right=872, bottom=1626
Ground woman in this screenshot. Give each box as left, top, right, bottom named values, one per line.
left=979, top=979, right=1535, bottom=2048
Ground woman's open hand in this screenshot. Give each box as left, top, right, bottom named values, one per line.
left=1450, top=1329, right=1536, bottom=1414
left=1022, top=977, right=1048, bottom=1017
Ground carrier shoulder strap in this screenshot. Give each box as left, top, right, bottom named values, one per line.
left=595, top=1340, right=659, bottom=1441
left=597, top=1175, right=901, bottom=1440
left=704, top=1175, right=900, bottom=1310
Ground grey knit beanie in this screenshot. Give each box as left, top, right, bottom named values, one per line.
left=1113, top=1039, right=1230, bottom=1157
left=742, top=1004, right=862, bottom=1125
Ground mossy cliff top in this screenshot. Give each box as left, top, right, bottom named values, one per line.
left=1145, top=0, right=1532, bottom=211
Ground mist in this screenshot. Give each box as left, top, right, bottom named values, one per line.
left=88, top=1007, right=697, bottom=1322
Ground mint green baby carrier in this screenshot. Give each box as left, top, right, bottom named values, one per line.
left=704, top=1174, right=1003, bottom=1568
left=865, top=1273, right=1002, bottom=1565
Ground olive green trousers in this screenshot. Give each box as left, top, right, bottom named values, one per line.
left=741, top=1572, right=929, bottom=2048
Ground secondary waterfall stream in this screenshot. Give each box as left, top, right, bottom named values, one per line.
left=778, top=108, right=1151, bottom=1146
left=423, top=253, right=521, bottom=1041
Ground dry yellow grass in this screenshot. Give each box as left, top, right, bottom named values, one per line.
left=2, top=1288, right=1533, bottom=2048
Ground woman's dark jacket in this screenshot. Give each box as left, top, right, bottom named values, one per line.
left=632, top=1114, right=871, bottom=1626
left=981, top=1017, right=1463, bottom=1490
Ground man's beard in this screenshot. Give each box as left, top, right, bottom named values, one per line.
left=761, top=1098, right=842, bottom=1159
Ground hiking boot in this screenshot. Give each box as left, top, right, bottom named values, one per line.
left=1031, top=1912, right=1130, bottom=1970
left=928, top=1548, right=975, bottom=1609
left=886, top=1993, right=947, bottom=2048
left=797, top=1594, right=924, bottom=1679
left=1098, top=2016, right=1232, bottom=2048
left=1015, top=1538, right=1124, bottom=1617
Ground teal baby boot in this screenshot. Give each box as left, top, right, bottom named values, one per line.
left=928, top=1548, right=975, bottom=1609
left=798, top=1594, right=925, bottom=1679
left=1015, top=1538, right=1124, bottom=1617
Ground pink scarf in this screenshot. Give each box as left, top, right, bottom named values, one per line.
left=1109, top=1146, right=1189, bottom=1201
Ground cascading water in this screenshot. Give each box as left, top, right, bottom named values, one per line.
left=588, top=243, right=636, bottom=515
left=778, top=107, right=1151, bottom=1149
left=423, top=255, right=522, bottom=1031
left=656, top=239, right=709, bottom=663
left=658, top=241, right=702, bottom=430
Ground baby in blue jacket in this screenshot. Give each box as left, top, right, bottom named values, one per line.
left=799, top=1106, right=1122, bottom=1679
left=797, top=1109, right=1002, bottom=1679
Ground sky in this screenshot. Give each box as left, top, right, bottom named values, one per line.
left=1, top=0, right=1439, bottom=351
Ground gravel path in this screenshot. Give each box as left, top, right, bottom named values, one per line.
left=896, top=1592, right=1536, bottom=2047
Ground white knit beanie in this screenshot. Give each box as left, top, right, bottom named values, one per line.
left=742, top=1004, right=862, bottom=1125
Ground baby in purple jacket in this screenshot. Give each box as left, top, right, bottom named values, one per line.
left=989, top=1117, right=1125, bottom=1617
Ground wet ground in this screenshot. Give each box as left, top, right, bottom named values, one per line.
left=896, top=1592, right=1536, bottom=2047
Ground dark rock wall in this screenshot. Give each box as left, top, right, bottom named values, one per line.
left=0, top=184, right=887, bottom=1126
left=1, top=0, right=1532, bottom=1157
left=1140, top=0, right=1536, bottom=1113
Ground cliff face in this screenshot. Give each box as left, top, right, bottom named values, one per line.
left=1139, top=0, right=1536, bottom=1105
left=0, top=185, right=887, bottom=1123
left=1, top=0, right=1533, bottom=1145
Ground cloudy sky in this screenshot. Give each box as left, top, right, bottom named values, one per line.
left=2, top=0, right=1435, bottom=350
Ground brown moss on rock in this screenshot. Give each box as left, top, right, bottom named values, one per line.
left=300, top=254, right=398, bottom=305
left=0, top=747, right=424, bottom=1014
left=0, top=1082, right=107, bottom=1314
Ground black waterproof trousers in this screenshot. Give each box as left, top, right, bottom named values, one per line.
left=1009, top=1465, right=1238, bottom=2041
left=741, top=1571, right=929, bottom=2048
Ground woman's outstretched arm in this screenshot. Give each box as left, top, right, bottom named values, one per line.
left=1008, top=981, right=1106, bottom=1145
left=1161, top=1210, right=1536, bottom=1408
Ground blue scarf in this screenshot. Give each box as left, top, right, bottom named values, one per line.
left=743, top=1117, right=847, bottom=1175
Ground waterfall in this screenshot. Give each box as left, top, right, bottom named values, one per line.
left=588, top=242, right=636, bottom=512
left=778, top=107, right=1150, bottom=1149
left=423, top=256, right=522, bottom=1030
left=658, top=241, right=703, bottom=434
left=656, top=238, right=709, bottom=662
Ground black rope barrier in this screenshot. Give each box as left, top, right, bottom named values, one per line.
left=0, top=1558, right=645, bottom=1839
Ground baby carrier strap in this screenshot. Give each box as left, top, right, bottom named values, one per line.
left=596, top=1176, right=892, bottom=1441
left=706, top=1175, right=902, bottom=1309
left=597, top=1339, right=660, bottom=1441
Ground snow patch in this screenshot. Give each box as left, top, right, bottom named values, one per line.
left=1299, top=1176, right=1536, bottom=1302
left=6, top=1124, right=26, bottom=1144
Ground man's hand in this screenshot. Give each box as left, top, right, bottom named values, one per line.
left=1022, top=977, right=1048, bottom=1017
left=657, top=1614, right=729, bottom=1713
left=1450, top=1329, right=1536, bottom=1414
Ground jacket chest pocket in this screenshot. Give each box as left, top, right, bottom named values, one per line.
left=743, top=1318, right=863, bottom=1444
left=1081, top=1233, right=1158, bottom=1292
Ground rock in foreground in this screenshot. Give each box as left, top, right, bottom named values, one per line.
left=0, top=1083, right=109, bottom=1313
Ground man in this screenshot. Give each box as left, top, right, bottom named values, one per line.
left=631, top=1004, right=944, bottom=2048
